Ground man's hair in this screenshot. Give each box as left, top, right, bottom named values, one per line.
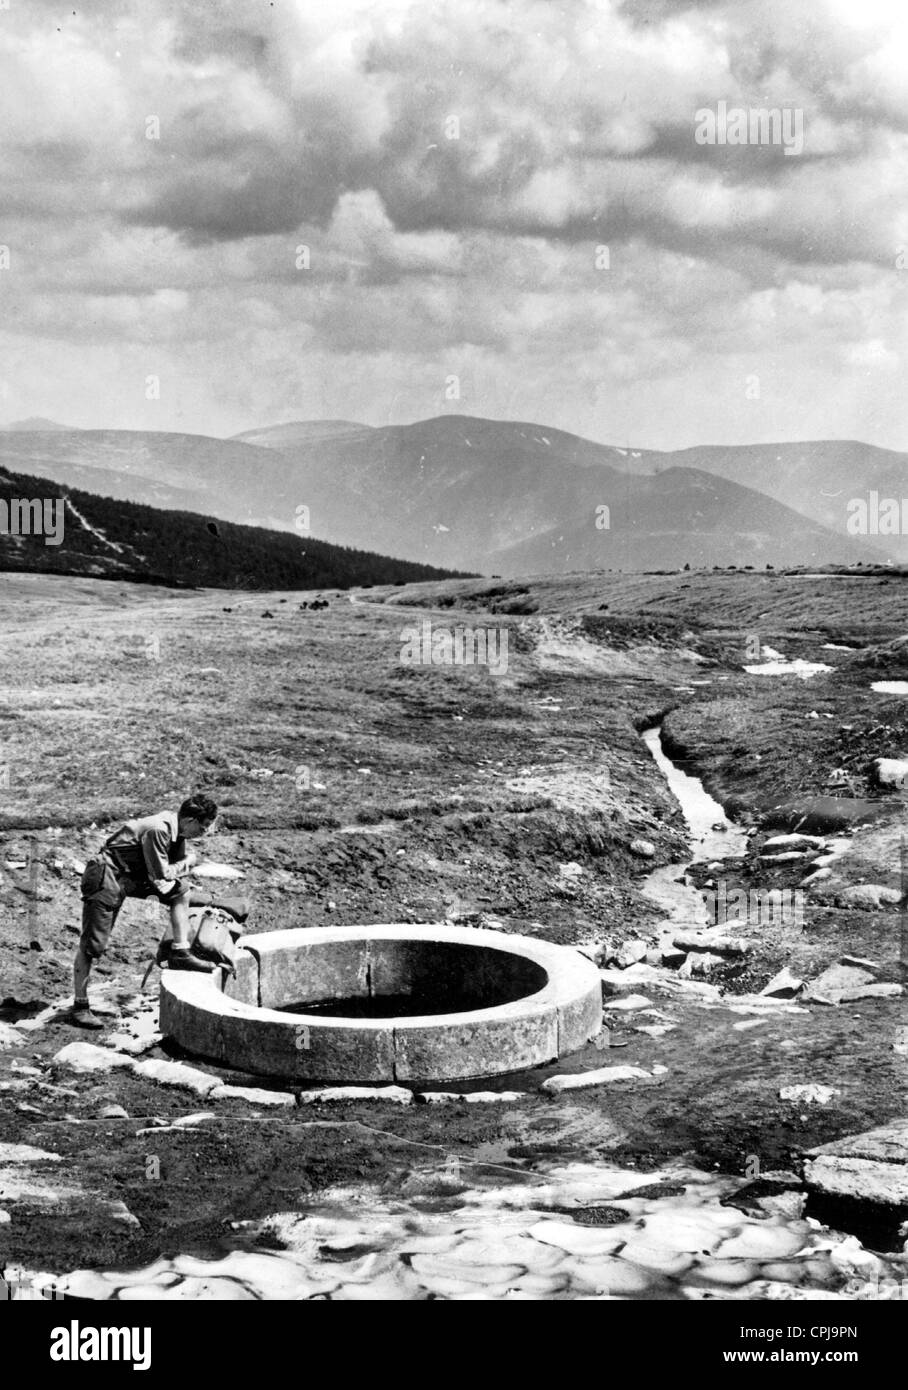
left=179, top=793, right=218, bottom=826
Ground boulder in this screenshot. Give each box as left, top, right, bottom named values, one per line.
left=611, top=938, right=649, bottom=969
left=836, top=884, right=901, bottom=911
left=763, top=833, right=827, bottom=851
left=804, top=1119, right=908, bottom=1206
left=629, top=838, right=656, bottom=859
left=760, top=968, right=805, bottom=999
left=870, top=757, right=908, bottom=789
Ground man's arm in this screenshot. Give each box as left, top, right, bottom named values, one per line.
left=140, top=825, right=195, bottom=894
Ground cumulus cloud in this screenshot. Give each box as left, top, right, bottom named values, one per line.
left=0, top=0, right=905, bottom=448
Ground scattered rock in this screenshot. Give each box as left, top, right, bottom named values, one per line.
left=763, top=833, right=827, bottom=851
left=209, top=1085, right=295, bottom=1107
left=830, top=984, right=903, bottom=1003
left=678, top=952, right=725, bottom=977
left=599, top=964, right=661, bottom=993
left=672, top=932, right=748, bottom=956
left=611, top=938, right=648, bottom=969
left=542, top=1066, right=661, bottom=1093
left=800, top=868, right=832, bottom=887
left=805, top=1120, right=908, bottom=1206
left=836, top=884, right=901, bottom=911
left=809, top=963, right=874, bottom=996
left=104, top=1200, right=141, bottom=1228
left=52, top=1042, right=134, bottom=1074
left=297, top=1086, right=413, bottom=1104
left=870, top=757, right=908, bottom=789
left=132, top=1059, right=220, bottom=1096
left=0, top=1022, right=26, bottom=1050
left=760, top=968, right=805, bottom=999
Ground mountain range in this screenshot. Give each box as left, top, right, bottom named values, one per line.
left=0, top=414, right=899, bottom=575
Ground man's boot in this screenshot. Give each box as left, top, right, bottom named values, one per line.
left=168, top=946, right=215, bottom=973
left=70, top=1001, right=105, bottom=1029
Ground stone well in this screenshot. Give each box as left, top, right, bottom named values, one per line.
left=159, top=924, right=602, bottom=1084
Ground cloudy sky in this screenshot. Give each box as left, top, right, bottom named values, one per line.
left=0, top=0, right=906, bottom=448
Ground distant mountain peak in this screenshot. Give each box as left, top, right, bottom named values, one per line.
left=5, top=417, right=77, bottom=432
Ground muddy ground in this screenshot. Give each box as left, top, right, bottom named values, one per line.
left=0, top=568, right=906, bottom=1279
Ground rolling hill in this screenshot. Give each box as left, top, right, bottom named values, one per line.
left=0, top=466, right=470, bottom=589
left=219, top=414, right=894, bottom=574
left=610, top=439, right=908, bottom=563
left=0, top=415, right=897, bottom=575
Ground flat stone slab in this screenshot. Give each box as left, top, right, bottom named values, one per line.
left=804, top=1120, right=908, bottom=1207
left=209, top=1084, right=295, bottom=1107
left=297, top=1085, right=413, bottom=1104
left=133, top=1059, right=220, bottom=1096
left=542, top=1066, right=662, bottom=1093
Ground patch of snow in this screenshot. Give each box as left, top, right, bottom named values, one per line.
left=745, top=661, right=832, bottom=679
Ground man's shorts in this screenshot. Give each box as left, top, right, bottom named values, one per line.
left=79, top=857, right=187, bottom=960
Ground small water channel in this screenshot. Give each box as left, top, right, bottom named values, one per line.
left=639, top=725, right=748, bottom=931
